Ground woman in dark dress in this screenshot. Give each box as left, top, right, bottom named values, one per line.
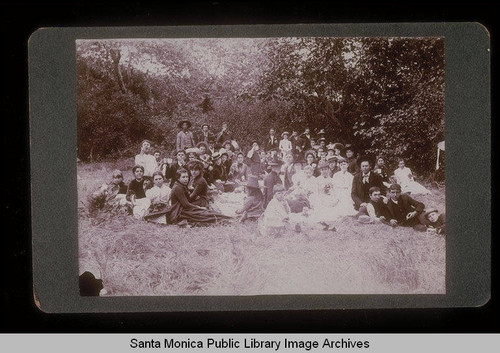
left=166, top=169, right=231, bottom=225
left=186, top=160, right=211, bottom=208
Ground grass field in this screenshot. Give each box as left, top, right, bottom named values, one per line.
left=78, top=160, right=446, bottom=296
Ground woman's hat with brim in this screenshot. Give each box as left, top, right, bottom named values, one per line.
left=281, top=131, right=290, bottom=138
left=211, top=152, right=222, bottom=160
left=317, top=161, right=330, bottom=170
left=356, top=154, right=374, bottom=167
left=186, top=159, right=206, bottom=170
left=201, top=123, right=210, bottom=129
left=326, top=143, right=336, bottom=151
left=358, top=215, right=373, bottom=224
left=185, top=147, right=201, bottom=155
left=177, top=120, right=192, bottom=129
left=304, top=149, right=317, bottom=159
left=196, top=141, right=209, bottom=151
left=240, top=175, right=263, bottom=190
left=317, top=129, right=326, bottom=135
left=333, top=142, right=345, bottom=151
left=326, top=155, right=338, bottom=163
left=342, top=144, right=356, bottom=154
left=218, top=148, right=228, bottom=157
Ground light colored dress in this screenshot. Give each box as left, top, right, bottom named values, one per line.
left=134, top=153, right=158, bottom=177
left=331, top=170, right=357, bottom=217
left=394, top=167, right=430, bottom=195
left=146, top=184, right=171, bottom=205
left=279, top=139, right=292, bottom=154
left=308, top=175, right=341, bottom=223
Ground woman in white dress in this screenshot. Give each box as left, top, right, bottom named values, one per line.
left=393, top=159, right=430, bottom=195
left=331, top=157, right=358, bottom=217
left=144, top=171, right=172, bottom=224
left=307, top=161, right=339, bottom=230
left=134, top=140, right=158, bottom=177
left=279, top=131, right=293, bottom=155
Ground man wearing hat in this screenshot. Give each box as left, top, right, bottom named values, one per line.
left=351, top=156, right=386, bottom=210
left=197, top=123, right=214, bottom=144
left=265, top=128, right=279, bottom=151
left=263, top=159, right=283, bottom=208
left=385, top=183, right=426, bottom=231
left=176, top=120, right=196, bottom=152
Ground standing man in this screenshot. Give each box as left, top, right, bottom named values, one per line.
left=215, top=122, right=233, bottom=148
left=197, top=123, right=213, bottom=144
left=135, top=140, right=158, bottom=177
left=351, top=156, right=386, bottom=210
left=176, top=120, right=196, bottom=152
left=300, top=127, right=312, bottom=151
left=265, top=128, right=279, bottom=151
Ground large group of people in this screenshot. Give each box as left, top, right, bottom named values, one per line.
left=88, top=121, right=445, bottom=236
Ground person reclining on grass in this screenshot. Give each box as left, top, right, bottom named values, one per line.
left=357, top=186, right=390, bottom=224
left=87, top=169, right=128, bottom=215
left=385, top=183, right=427, bottom=231
left=419, top=208, right=446, bottom=236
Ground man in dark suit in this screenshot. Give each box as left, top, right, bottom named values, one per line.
left=215, top=122, right=233, bottom=148
left=385, top=183, right=426, bottom=231
left=300, top=127, right=312, bottom=151
left=351, top=156, right=386, bottom=210
left=165, top=150, right=187, bottom=188
left=265, top=128, right=279, bottom=151
left=197, top=123, right=214, bottom=144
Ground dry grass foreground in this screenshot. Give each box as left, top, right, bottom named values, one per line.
left=78, top=160, right=445, bottom=296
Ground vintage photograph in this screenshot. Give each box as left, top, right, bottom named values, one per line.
left=77, top=37, right=445, bottom=296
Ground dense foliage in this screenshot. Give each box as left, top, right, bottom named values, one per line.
left=77, top=37, right=444, bottom=175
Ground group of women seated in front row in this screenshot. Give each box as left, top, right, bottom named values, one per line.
left=88, top=136, right=444, bottom=236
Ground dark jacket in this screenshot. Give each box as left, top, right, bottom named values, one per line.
left=351, top=172, right=385, bottom=210
left=265, top=135, right=279, bottom=151
left=126, top=178, right=147, bottom=201
left=386, top=194, right=425, bottom=223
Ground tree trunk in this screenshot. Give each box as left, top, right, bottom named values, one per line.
left=109, top=49, right=126, bottom=93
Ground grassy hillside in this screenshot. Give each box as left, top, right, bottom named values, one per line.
left=78, top=160, right=445, bottom=296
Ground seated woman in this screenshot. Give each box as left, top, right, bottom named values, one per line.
left=307, top=161, right=339, bottom=230
left=186, top=160, right=211, bottom=208
left=372, top=155, right=391, bottom=187
left=235, top=175, right=265, bottom=222
left=144, top=171, right=172, bottom=224
left=126, top=165, right=152, bottom=219
left=394, top=159, right=430, bottom=195
left=166, top=169, right=231, bottom=225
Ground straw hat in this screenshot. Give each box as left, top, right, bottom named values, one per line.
left=185, top=147, right=201, bottom=155
left=240, top=175, right=262, bottom=189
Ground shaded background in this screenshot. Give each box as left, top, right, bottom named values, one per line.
left=3, top=1, right=498, bottom=333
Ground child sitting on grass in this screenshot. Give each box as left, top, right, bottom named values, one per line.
left=258, top=184, right=292, bottom=237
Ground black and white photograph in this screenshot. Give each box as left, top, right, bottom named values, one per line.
left=77, top=36, right=446, bottom=297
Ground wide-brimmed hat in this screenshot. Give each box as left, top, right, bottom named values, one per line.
left=240, top=175, right=262, bottom=189
left=326, top=155, right=338, bottom=163
left=304, top=149, right=317, bottom=159
left=358, top=215, right=373, bottom=224
left=317, top=160, right=330, bottom=170
left=326, top=143, right=336, bottom=151
left=211, top=152, right=222, bottom=160
left=177, top=120, right=192, bottom=129
left=281, top=131, right=290, bottom=137
left=186, top=159, right=206, bottom=170
left=424, top=208, right=439, bottom=218
left=336, top=156, right=347, bottom=164
left=185, top=147, right=201, bottom=155
left=196, top=141, right=209, bottom=150
left=201, top=123, right=210, bottom=129
left=317, top=129, right=326, bottom=135
left=333, top=142, right=345, bottom=151
left=218, top=148, right=228, bottom=156
left=267, top=159, right=283, bottom=167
